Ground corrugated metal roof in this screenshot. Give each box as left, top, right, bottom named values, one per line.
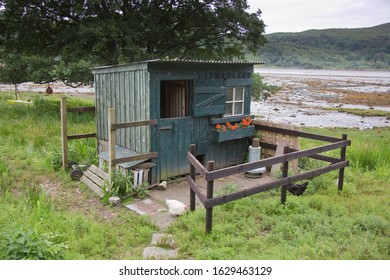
left=92, top=58, right=265, bottom=71
left=144, top=58, right=266, bottom=64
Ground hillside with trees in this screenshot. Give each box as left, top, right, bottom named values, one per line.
left=252, top=23, right=390, bottom=69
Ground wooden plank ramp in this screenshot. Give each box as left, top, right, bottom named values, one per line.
left=80, top=164, right=109, bottom=198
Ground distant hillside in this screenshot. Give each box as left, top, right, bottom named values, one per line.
left=251, top=23, right=390, bottom=69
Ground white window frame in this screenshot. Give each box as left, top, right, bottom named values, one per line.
left=225, top=87, right=245, bottom=116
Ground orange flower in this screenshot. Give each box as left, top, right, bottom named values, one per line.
left=216, top=124, right=221, bottom=130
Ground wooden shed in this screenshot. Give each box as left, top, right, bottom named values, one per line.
left=92, top=59, right=263, bottom=186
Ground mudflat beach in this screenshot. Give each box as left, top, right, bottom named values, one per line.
left=252, top=68, right=390, bottom=129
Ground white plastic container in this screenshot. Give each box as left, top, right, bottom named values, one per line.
left=247, top=145, right=266, bottom=175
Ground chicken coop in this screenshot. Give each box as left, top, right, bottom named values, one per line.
left=92, top=59, right=264, bottom=186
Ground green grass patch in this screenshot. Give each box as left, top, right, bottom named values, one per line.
left=325, top=107, right=390, bottom=119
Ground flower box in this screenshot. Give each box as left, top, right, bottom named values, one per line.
left=210, top=126, right=255, bottom=143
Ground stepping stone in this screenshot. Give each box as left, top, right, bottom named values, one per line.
left=151, top=233, right=176, bottom=248
left=142, top=246, right=178, bottom=260
left=126, top=199, right=166, bottom=215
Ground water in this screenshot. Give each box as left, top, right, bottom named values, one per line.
left=255, top=67, right=390, bottom=79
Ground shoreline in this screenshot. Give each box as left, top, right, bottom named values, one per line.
left=252, top=68, right=390, bottom=129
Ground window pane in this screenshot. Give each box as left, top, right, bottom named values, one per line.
left=235, top=88, right=244, bottom=100
left=234, top=102, right=243, bottom=115
left=226, top=88, right=234, bottom=101
left=225, top=103, right=233, bottom=115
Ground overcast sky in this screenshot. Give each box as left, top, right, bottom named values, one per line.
left=248, top=0, right=390, bottom=33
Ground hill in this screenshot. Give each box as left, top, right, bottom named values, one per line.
left=252, top=23, right=390, bottom=69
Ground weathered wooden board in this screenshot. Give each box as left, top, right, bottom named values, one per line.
left=80, top=164, right=108, bottom=198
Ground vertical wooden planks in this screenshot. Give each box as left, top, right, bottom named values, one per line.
left=255, top=120, right=300, bottom=174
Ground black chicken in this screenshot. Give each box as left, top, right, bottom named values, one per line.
left=287, top=181, right=309, bottom=196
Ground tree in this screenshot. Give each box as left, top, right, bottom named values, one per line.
left=0, top=0, right=266, bottom=84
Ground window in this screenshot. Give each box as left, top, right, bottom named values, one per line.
left=225, top=87, right=244, bottom=116
left=160, top=80, right=191, bottom=118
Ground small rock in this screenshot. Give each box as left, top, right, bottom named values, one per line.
left=143, top=246, right=178, bottom=260
left=108, top=196, right=121, bottom=207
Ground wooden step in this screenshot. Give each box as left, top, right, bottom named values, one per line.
left=80, top=164, right=109, bottom=198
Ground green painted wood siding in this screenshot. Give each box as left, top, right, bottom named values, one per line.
left=94, top=69, right=151, bottom=154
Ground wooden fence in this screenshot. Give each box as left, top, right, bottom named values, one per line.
left=106, top=108, right=158, bottom=188
left=187, top=123, right=350, bottom=233
left=254, top=120, right=300, bottom=175
left=61, top=100, right=158, bottom=189
left=61, top=96, right=96, bottom=171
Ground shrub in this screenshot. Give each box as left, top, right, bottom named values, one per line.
left=0, top=227, right=68, bottom=260
left=251, top=73, right=280, bottom=101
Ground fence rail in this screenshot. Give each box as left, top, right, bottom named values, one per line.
left=60, top=97, right=96, bottom=171
left=187, top=123, right=351, bottom=233
left=107, top=108, right=158, bottom=186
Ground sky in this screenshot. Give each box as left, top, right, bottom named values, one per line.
left=247, top=0, right=390, bottom=33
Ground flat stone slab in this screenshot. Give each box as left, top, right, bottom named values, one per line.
left=151, top=233, right=176, bottom=248
left=126, top=199, right=166, bottom=215
left=143, top=246, right=178, bottom=260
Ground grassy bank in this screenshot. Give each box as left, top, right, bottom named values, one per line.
left=0, top=92, right=389, bottom=259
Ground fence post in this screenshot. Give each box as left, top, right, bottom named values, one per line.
left=281, top=146, right=290, bottom=205
left=206, top=161, right=215, bottom=233
left=60, top=97, right=68, bottom=172
left=338, top=134, right=348, bottom=191
left=108, top=108, right=116, bottom=183
left=189, top=144, right=197, bottom=211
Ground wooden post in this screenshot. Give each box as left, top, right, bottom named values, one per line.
left=60, top=97, right=68, bottom=172
left=108, top=108, right=116, bottom=183
left=338, top=134, right=348, bottom=191
left=206, top=161, right=215, bottom=233
left=281, top=146, right=289, bottom=205
left=189, top=144, right=196, bottom=211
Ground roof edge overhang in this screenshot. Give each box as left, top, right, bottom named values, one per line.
left=91, top=58, right=266, bottom=73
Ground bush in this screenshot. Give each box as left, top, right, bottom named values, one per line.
left=251, top=73, right=280, bottom=101
left=0, top=227, right=68, bottom=260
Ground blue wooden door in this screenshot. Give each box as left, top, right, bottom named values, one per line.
left=158, top=117, right=193, bottom=179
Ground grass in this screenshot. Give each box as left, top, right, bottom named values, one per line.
left=0, top=91, right=389, bottom=260
left=324, top=107, right=390, bottom=119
